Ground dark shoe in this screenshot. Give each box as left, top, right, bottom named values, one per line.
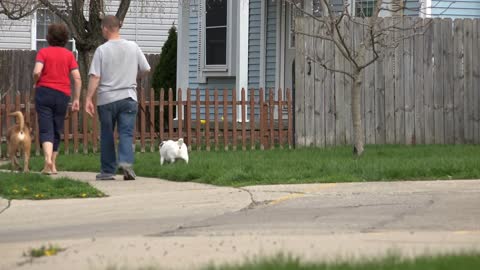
left=121, top=166, right=136, bottom=181
left=96, top=173, right=115, bottom=180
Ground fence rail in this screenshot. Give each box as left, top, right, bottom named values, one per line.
left=0, top=88, right=293, bottom=156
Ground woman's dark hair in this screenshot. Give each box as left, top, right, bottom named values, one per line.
left=46, top=23, right=70, bottom=47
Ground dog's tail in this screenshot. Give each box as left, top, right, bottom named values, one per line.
left=10, top=111, right=25, bottom=131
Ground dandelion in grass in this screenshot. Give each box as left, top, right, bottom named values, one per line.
left=81, top=193, right=87, bottom=198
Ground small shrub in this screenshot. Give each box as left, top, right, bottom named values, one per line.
left=153, top=26, right=177, bottom=129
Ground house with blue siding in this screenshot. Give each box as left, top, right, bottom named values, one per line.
left=178, top=0, right=480, bottom=120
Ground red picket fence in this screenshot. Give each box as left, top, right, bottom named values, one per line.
left=0, top=88, right=293, bottom=156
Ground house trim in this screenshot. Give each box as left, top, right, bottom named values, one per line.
left=177, top=0, right=189, bottom=102
left=236, top=0, right=249, bottom=121
left=198, top=0, right=236, bottom=82
left=259, top=0, right=266, bottom=88
left=31, top=12, right=36, bottom=50
left=275, top=1, right=282, bottom=93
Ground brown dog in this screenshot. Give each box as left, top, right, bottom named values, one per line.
left=7, top=111, right=31, bottom=172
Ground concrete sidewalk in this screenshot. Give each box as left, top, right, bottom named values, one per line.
left=1, top=172, right=480, bottom=270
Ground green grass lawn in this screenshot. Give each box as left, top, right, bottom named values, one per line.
left=202, top=253, right=480, bottom=270
left=0, top=172, right=105, bottom=200
left=20, top=144, right=480, bottom=186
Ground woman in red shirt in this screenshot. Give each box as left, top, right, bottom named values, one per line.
left=33, top=23, right=81, bottom=174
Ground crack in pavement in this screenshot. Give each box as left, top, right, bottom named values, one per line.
left=237, top=187, right=272, bottom=210
left=361, top=198, right=436, bottom=233
left=0, top=199, right=11, bottom=215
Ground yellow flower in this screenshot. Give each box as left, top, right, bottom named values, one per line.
left=35, top=194, right=44, bottom=199
left=200, top=119, right=206, bottom=124
left=44, top=250, right=53, bottom=256
left=12, top=189, right=19, bottom=194
left=81, top=193, right=87, bottom=198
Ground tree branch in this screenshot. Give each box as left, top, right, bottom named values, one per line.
left=115, top=0, right=131, bottom=22
left=0, top=0, right=40, bottom=20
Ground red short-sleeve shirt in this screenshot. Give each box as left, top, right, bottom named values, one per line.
left=35, top=46, right=78, bottom=96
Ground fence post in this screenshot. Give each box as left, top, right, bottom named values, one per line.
left=138, top=88, right=145, bottom=152
left=223, top=88, right=228, bottom=151
left=168, top=88, right=174, bottom=139
left=150, top=88, right=155, bottom=152
left=214, top=89, right=219, bottom=151
left=196, top=88, right=201, bottom=150
left=186, top=89, right=192, bottom=151
left=259, top=88, right=265, bottom=150
left=278, top=88, right=283, bottom=148
left=287, top=88, right=293, bottom=149
left=92, top=95, right=98, bottom=153
left=82, top=107, right=88, bottom=154
left=250, top=88, right=255, bottom=150
left=178, top=88, right=183, bottom=142
left=232, top=88, right=237, bottom=151
left=205, top=88, right=210, bottom=151
left=241, top=88, right=246, bottom=151
left=64, top=108, right=69, bottom=155
left=269, top=89, right=275, bottom=149
left=160, top=88, right=165, bottom=143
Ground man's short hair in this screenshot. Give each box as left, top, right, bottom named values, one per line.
left=101, top=15, right=122, bottom=31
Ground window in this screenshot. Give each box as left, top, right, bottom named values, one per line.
left=355, top=0, right=375, bottom=17
left=205, top=0, right=227, bottom=66
left=199, top=0, right=236, bottom=81
left=35, top=9, right=75, bottom=51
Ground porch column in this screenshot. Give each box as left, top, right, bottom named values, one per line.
left=177, top=2, right=189, bottom=101
left=236, top=0, right=249, bottom=122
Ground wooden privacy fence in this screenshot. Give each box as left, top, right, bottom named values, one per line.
left=295, top=17, right=480, bottom=146
left=0, top=50, right=160, bottom=94
left=0, top=88, right=292, bottom=156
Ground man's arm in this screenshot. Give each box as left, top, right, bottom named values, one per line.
left=136, top=46, right=151, bottom=79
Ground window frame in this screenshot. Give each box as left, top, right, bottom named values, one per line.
left=199, top=0, right=236, bottom=80
left=32, top=8, right=76, bottom=52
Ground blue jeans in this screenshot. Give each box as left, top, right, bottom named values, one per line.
left=35, top=87, right=70, bottom=151
left=97, top=98, right=138, bottom=174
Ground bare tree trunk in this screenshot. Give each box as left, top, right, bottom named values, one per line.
left=77, top=49, right=95, bottom=97
left=352, top=70, right=364, bottom=156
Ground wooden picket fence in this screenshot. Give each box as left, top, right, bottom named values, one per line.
left=0, top=87, right=293, bottom=157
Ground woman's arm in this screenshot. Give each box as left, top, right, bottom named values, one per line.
left=71, top=69, right=82, bottom=111
left=32, top=62, right=44, bottom=85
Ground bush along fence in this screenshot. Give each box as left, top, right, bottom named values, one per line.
left=0, top=87, right=293, bottom=156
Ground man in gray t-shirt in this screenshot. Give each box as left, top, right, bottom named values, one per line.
left=85, top=15, right=150, bottom=181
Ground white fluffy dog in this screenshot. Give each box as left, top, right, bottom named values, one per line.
left=159, top=138, right=189, bottom=165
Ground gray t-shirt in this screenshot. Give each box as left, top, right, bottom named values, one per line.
left=89, top=39, right=151, bottom=106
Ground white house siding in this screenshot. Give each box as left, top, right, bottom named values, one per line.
left=106, top=0, right=178, bottom=53
left=0, top=16, right=32, bottom=50
left=0, top=0, right=177, bottom=53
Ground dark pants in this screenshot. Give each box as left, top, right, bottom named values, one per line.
left=97, top=98, right=138, bottom=174
left=35, top=87, right=70, bottom=151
